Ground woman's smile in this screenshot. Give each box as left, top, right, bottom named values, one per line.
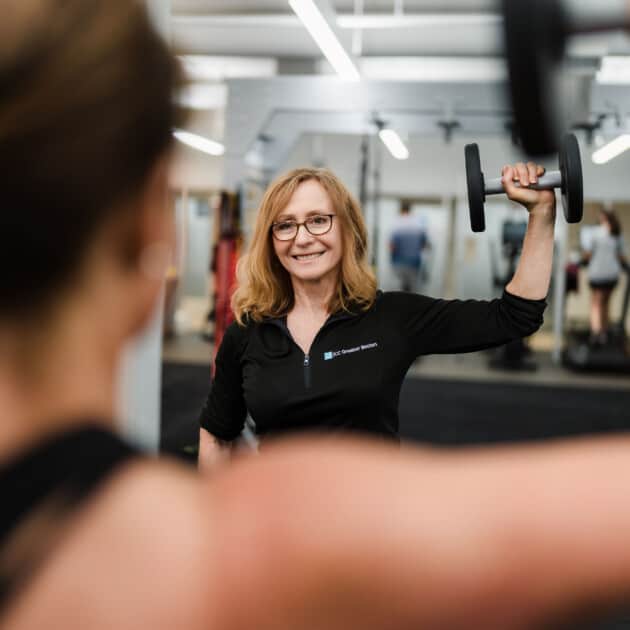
left=292, top=251, right=325, bottom=262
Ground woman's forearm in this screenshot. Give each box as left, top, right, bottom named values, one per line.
left=198, top=428, right=231, bottom=474
left=207, top=436, right=630, bottom=630
left=506, top=205, right=555, bottom=300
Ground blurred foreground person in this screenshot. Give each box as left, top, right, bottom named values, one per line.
left=2, top=2, right=630, bottom=629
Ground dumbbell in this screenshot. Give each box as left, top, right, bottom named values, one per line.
left=502, top=0, right=630, bottom=156
left=465, top=133, right=583, bottom=232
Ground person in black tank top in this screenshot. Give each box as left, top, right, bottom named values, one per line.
left=0, top=427, right=137, bottom=609
left=3, top=2, right=630, bottom=629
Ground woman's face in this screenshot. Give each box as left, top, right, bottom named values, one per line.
left=271, top=179, right=343, bottom=286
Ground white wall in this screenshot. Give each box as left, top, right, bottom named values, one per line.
left=178, top=196, right=213, bottom=296
left=170, top=109, right=224, bottom=191
left=171, top=147, right=224, bottom=190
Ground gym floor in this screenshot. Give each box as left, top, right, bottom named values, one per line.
left=162, top=332, right=630, bottom=455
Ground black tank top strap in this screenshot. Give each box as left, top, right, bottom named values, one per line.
left=0, top=425, right=139, bottom=612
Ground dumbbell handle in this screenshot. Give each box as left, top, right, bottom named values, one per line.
left=484, top=170, right=562, bottom=195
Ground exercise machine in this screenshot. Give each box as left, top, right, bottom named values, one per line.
left=502, top=0, right=630, bottom=155
left=563, top=269, right=630, bottom=372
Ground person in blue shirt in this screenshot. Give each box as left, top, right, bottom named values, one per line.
left=389, top=200, right=430, bottom=293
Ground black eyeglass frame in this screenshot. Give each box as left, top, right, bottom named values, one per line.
left=270, top=214, right=335, bottom=241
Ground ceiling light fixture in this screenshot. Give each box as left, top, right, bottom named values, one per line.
left=591, top=134, right=630, bottom=164
left=177, top=84, right=227, bottom=110
left=288, top=0, right=361, bottom=81
left=596, top=55, right=630, bottom=85
left=173, top=130, right=225, bottom=156
left=378, top=128, right=409, bottom=160
left=178, top=55, right=278, bottom=82
left=337, top=13, right=501, bottom=29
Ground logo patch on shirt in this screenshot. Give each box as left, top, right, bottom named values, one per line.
left=323, top=342, right=378, bottom=361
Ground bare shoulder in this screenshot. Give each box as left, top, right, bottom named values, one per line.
left=3, top=460, right=220, bottom=630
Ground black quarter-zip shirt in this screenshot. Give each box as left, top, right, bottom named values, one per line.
left=199, top=290, right=546, bottom=440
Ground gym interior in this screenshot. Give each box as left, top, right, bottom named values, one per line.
left=115, top=5, right=630, bottom=624
left=111, top=6, right=630, bottom=628
left=147, top=1, right=630, bottom=471
left=9, top=1, right=630, bottom=627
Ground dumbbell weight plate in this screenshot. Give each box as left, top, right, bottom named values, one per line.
left=465, top=143, right=486, bottom=232
left=502, top=0, right=567, bottom=156
left=559, top=133, right=583, bottom=224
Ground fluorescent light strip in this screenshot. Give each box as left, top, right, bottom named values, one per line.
left=592, top=134, right=630, bottom=164
left=596, top=55, right=630, bottom=85
left=360, top=57, right=506, bottom=82
left=178, top=55, right=278, bottom=82
left=337, top=13, right=502, bottom=29
left=288, top=0, right=360, bottom=81
left=378, top=129, right=409, bottom=160
left=173, top=130, right=225, bottom=156
left=177, top=84, right=227, bottom=110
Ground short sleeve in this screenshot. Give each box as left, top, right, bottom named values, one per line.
left=198, top=322, right=248, bottom=441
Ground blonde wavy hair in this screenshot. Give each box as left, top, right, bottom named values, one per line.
left=232, top=168, right=377, bottom=324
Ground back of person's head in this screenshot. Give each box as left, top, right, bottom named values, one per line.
left=232, top=167, right=377, bottom=323
left=0, top=0, right=185, bottom=322
left=601, top=209, right=621, bottom=237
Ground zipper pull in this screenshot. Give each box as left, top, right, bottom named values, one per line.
left=303, top=354, right=311, bottom=389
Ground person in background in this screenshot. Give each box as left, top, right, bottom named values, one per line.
left=389, top=199, right=430, bottom=293
left=582, top=208, right=628, bottom=345
left=6, top=2, right=630, bottom=629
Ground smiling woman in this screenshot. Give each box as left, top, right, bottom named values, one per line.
left=233, top=168, right=376, bottom=323
left=198, top=164, right=557, bottom=470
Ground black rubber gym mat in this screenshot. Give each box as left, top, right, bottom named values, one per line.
left=161, top=362, right=630, bottom=454
left=160, top=361, right=212, bottom=459
left=399, top=376, right=630, bottom=446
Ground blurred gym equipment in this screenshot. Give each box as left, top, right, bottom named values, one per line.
left=564, top=268, right=630, bottom=372
left=502, top=0, right=630, bottom=155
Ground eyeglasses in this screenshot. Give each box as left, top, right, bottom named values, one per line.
left=271, top=214, right=335, bottom=241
